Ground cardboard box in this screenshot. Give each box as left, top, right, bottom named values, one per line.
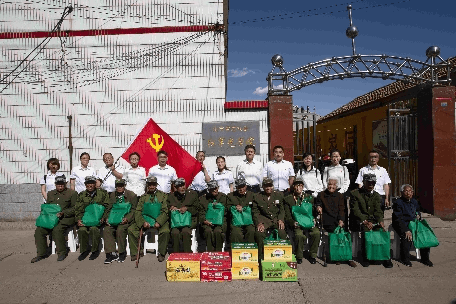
left=261, top=255, right=298, bottom=282
left=263, top=241, right=293, bottom=261
left=201, top=252, right=231, bottom=270
left=231, top=243, right=259, bottom=263
left=231, top=262, right=259, bottom=280
left=200, top=270, right=232, bottom=282
left=166, top=253, right=202, bottom=282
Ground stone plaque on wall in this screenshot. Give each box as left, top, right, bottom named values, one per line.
left=202, top=121, right=260, bottom=156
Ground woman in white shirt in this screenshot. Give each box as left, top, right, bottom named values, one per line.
left=40, top=158, right=65, bottom=201
left=70, top=152, right=96, bottom=193
left=322, top=149, right=350, bottom=194
left=124, top=152, right=146, bottom=197
left=211, top=156, right=234, bottom=194
left=295, top=153, right=323, bottom=197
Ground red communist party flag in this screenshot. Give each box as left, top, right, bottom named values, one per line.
left=122, top=118, right=202, bottom=187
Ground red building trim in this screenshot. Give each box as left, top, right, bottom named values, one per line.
left=224, top=100, right=268, bottom=110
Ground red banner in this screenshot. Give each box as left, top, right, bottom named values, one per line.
left=122, top=118, right=201, bottom=187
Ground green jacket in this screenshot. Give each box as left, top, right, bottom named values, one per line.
left=46, top=187, right=78, bottom=218
left=283, top=193, right=314, bottom=228
left=227, top=190, right=255, bottom=209
left=135, top=190, right=169, bottom=228
left=75, top=189, right=111, bottom=221
left=350, top=188, right=383, bottom=226
left=199, top=192, right=228, bottom=226
left=252, top=191, right=285, bottom=229
left=108, top=189, right=138, bottom=224
left=167, top=189, right=200, bottom=229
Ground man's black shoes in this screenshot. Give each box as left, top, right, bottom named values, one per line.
left=308, top=257, right=317, bottom=264
left=31, top=256, right=46, bottom=263
left=383, top=260, right=393, bottom=268
left=78, top=250, right=90, bottom=261
left=104, top=252, right=118, bottom=264
left=89, top=250, right=100, bottom=260
left=401, top=260, right=412, bottom=267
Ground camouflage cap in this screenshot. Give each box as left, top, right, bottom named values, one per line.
left=173, top=178, right=186, bottom=187
left=206, top=180, right=219, bottom=190
left=145, top=176, right=158, bottom=184
left=363, top=173, right=377, bottom=182
left=293, top=176, right=305, bottom=185
left=84, top=176, right=97, bottom=184
left=55, top=175, right=66, bottom=184
left=115, top=178, right=126, bottom=186
left=262, top=177, right=274, bottom=186
left=235, top=177, right=247, bottom=187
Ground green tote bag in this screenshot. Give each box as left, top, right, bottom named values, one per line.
left=107, top=202, right=131, bottom=226
left=142, top=200, right=162, bottom=226
left=291, top=202, right=314, bottom=229
left=329, top=226, right=352, bottom=261
left=205, top=201, right=225, bottom=226
left=82, top=204, right=106, bottom=227
left=408, top=219, right=439, bottom=249
left=364, top=230, right=390, bottom=261
left=36, top=204, right=62, bottom=229
left=231, top=206, right=254, bottom=227
left=170, top=210, right=192, bottom=229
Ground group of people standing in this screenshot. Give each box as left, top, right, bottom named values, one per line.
left=33, top=145, right=432, bottom=268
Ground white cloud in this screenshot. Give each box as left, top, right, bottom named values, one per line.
left=253, top=84, right=283, bottom=96
left=228, top=67, right=255, bottom=78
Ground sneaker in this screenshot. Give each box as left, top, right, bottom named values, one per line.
left=308, top=257, right=316, bottom=264
left=297, top=258, right=303, bottom=264
left=401, top=260, right=412, bottom=267
left=78, top=250, right=90, bottom=261
left=104, top=253, right=118, bottom=264
left=347, top=261, right=357, bottom=268
left=89, top=250, right=100, bottom=260
left=422, top=259, right=433, bottom=267
left=57, top=255, right=67, bottom=262
left=31, top=256, right=45, bottom=263
left=157, top=254, right=165, bottom=262
left=383, top=260, right=393, bottom=268
left=118, top=252, right=127, bottom=263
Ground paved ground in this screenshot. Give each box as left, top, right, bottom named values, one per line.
left=0, top=212, right=455, bottom=304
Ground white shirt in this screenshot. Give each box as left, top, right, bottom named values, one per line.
left=190, top=168, right=211, bottom=192
left=263, top=159, right=295, bottom=191
left=40, top=171, right=65, bottom=193
left=124, top=166, right=146, bottom=196
left=70, top=165, right=96, bottom=193
left=212, top=169, right=234, bottom=194
left=322, top=164, right=350, bottom=194
left=236, top=159, right=263, bottom=186
left=148, top=164, right=177, bottom=193
left=295, top=167, right=323, bottom=197
left=97, top=164, right=125, bottom=193
left=355, top=165, right=391, bottom=195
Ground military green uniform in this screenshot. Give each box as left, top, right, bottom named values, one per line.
left=34, top=188, right=77, bottom=257
left=103, top=189, right=138, bottom=254
left=227, top=190, right=255, bottom=243
left=168, top=189, right=200, bottom=253
left=128, top=190, right=170, bottom=257
left=349, top=188, right=383, bottom=232
left=252, top=191, right=287, bottom=258
left=283, top=193, right=320, bottom=260
left=75, top=189, right=110, bottom=253
left=199, top=192, right=228, bottom=252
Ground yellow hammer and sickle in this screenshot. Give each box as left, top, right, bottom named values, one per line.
left=146, top=134, right=164, bottom=152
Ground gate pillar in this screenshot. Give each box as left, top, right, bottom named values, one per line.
left=267, top=95, right=294, bottom=162
left=418, top=86, right=456, bottom=220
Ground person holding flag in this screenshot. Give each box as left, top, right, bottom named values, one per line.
left=96, top=153, right=124, bottom=195
left=148, top=150, right=178, bottom=194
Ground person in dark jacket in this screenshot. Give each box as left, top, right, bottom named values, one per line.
left=392, top=184, right=433, bottom=267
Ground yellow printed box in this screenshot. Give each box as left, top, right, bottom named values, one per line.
left=231, top=243, right=259, bottom=263
left=263, top=243, right=293, bottom=261
left=231, top=262, right=259, bottom=280
left=166, top=260, right=201, bottom=282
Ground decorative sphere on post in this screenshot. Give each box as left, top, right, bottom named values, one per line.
left=346, top=26, right=358, bottom=39
left=426, top=46, right=440, bottom=58
left=271, top=54, right=283, bottom=67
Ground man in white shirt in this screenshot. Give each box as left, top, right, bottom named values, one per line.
left=236, top=144, right=263, bottom=193
left=263, top=145, right=295, bottom=193
left=355, top=150, right=392, bottom=211
left=96, top=153, right=124, bottom=194
left=190, top=151, right=210, bottom=197
left=148, top=150, right=178, bottom=194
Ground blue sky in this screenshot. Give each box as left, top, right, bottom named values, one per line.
left=226, top=0, right=456, bottom=116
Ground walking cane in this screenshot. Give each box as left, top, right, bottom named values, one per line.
left=319, top=214, right=327, bottom=267
left=135, top=227, right=143, bottom=268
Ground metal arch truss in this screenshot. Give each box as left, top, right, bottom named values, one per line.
left=267, top=54, right=452, bottom=95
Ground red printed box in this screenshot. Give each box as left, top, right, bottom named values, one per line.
left=167, top=253, right=203, bottom=261
left=201, top=252, right=231, bottom=270
left=200, top=270, right=232, bottom=282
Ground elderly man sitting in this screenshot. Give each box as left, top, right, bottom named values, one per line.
left=392, top=184, right=433, bottom=267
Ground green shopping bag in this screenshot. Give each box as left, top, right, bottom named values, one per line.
left=408, top=219, right=439, bottom=249
left=329, top=226, right=352, bottom=261
left=82, top=204, right=106, bottom=227
left=36, top=204, right=62, bottom=229
left=205, top=201, right=225, bottom=226
left=364, top=230, right=390, bottom=261
left=107, top=202, right=131, bottom=226
left=291, top=202, right=314, bottom=229
left=265, top=229, right=282, bottom=241
left=230, top=206, right=254, bottom=227
left=142, top=200, right=162, bottom=226
left=170, top=210, right=192, bottom=228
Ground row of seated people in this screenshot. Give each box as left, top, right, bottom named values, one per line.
left=32, top=173, right=433, bottom=268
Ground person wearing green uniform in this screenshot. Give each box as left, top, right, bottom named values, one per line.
left=227, top=177, right=255, bottom=243
left=127, top=176, right=170, bottom=262
left=103, top=179, right=138, bottom=264
left=199, top=180, right=228, bottom=252
left=284, top=177, right=320, bottom=264
left=350, top=173, right=393, bottom=268
left=32, top=175, right=77, bottom=263
left=253, top=178, right=287, bottom=259
left=168, top=178, right=200, bottom=253
left=75, top=176, right=110, bottom=261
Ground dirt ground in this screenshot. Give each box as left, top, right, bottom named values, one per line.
left=0, top=213, right=455, bottom=304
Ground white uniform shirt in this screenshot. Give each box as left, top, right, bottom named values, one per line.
left=236, top=159, right=263, bottom=186
left=322, top=164, right=350, bottom=194
left=263, top=160, right=295, bottom=191
left=355, top=165, right=391, bottom=195
left=148, top=164, right=177, bottom=194
left=190, top=168, right=211, bottom=192
left=124, top=166, right=146, bottom=196
left=295, top=167, right=323, bottom=197
left=97, top=164, right=125, bottom=193
left=212, top=169, right=234, bottom=194
left=70, top=165, right=96, bottom=193
left=40, top=171, right=65, bottom=193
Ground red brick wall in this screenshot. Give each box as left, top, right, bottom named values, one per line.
left=267, top=95, right=294, bottom=162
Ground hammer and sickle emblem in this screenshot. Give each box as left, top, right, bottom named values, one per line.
left=146, top=134, right=164, bottom=152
